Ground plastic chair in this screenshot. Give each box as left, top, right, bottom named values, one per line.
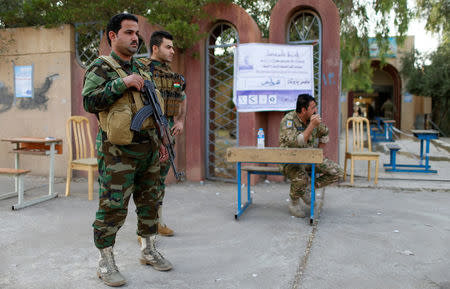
left=65, top=116, right=97, bottom=200
left=344, top=117, right=380, bottom=184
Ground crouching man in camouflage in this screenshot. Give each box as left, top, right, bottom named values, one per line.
left=82, top=13, right=171, bottom=287
left=279, top=94, right=343, bottom=218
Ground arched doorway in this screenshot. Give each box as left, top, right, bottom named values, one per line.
left=287, top=9, right=322, bottom=111
left=205, top=22, right=239, bottom=181
left=347, top=61, right=402, bottom=128
left=372, top=61, right=402, bottom=128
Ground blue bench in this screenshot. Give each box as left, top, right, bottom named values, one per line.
left=384, top=141, right=437, bottom=173
left=383, top=143, right=401, bottom=170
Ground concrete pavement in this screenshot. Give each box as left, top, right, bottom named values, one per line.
left=1, top=176, right=449, bottom=289
left=302, top=186, right=450, bottom=289
left=0, top=178, right=312, bottom=289
left=1, top=135, right=450, bottom=288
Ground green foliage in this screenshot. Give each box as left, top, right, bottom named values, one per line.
left=0, top=0, right=441, bottom=94
left=401, top=45, right=449, bottom=102
left=401, top=44, right=450, bottom=132
left=0, top=0, right=218, bottom=50
left=336, top=0, right=412, bottom=92
left=233, top=0, right=276, bottom=38
left=144, top=0, right=216, bottom=50
left=416, top=0, right=449, bottom=43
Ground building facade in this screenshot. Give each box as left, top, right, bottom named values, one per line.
left=0, top=0, right=342, bottom=182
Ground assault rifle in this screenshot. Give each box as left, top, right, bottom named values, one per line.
left=131, top=80, right=185, bottom=182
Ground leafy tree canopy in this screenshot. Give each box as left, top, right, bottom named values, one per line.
left=401, top=43, right=450, bottom=131
left=416, top=0, right=449, bottom=43
left=0, top=0, right=223, bottom=49
left=0, top=0, right=441, bottom=92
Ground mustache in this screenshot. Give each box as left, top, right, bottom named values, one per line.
left=130, top=41, right=138, bottom=45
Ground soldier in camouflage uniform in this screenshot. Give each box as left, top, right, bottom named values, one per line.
left=139, top=30, right=187, bottom=237
left=279, top=94, right=343, bottom=218
left=82, top=14, right=172, bottom=287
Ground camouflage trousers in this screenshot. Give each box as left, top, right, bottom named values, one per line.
left=282, top=158, right=344, bottom=201
left=157, top=117, right=175, bottom=206
left=158, top=160, right=171, bottom=206
left=93, top=132, right=162, bottom=249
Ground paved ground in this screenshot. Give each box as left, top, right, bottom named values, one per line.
left=302, top=186, right=450, bottom=289
left=1, top=136, right=449, bottom=289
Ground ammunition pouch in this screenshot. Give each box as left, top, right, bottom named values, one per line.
left=150, top=62, right=185, bottom=117
left=97, top=56, right=158, bottom=145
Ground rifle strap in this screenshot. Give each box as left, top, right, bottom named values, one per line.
left=100, top=56, right=157, bottom=115
left=100, top=56, right=165, bottom=114
left=98, top=56, right=146, bottom=109
left=98, top=55, right=155, bottom=131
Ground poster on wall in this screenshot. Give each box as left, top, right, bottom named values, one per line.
left=404, top=92, right=413, bottom=103
left=14, top=65, right=34, bottom=98
left=233, top=43, right=314, bottom=112
left=368, top=37, right=397, bottom=58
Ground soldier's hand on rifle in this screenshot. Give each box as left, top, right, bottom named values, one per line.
left=123, top=73, right=144, bottom=91
left=171, top=120, right=184, bottom=136
left=159, top=144, right=169, bottom=162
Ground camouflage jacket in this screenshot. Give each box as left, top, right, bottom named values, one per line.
left=82, top=51, right=149, bottom=113
left=148, top=60, right=186, bottom=102
left=279, top=111, right=329, bottom=148
left=139, top=59, right=186, bottom=123
left=82, top=52, right=153, bottom=142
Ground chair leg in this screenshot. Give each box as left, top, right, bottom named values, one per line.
left=88, top=166, right=94, bottom=201
left=350, top=158, right=355, bottom=184
left=374, top=158, right=379, bottom=184
left=343, top=157, right=348, bottom=181
left=367, top=161, right=371, bottom=181
left=65, top=165, right=72, bottom=197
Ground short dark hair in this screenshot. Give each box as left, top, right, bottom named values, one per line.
left=150, top=30, right=173, bottom=54
left=295, top=94, right=316, bottom=113
left=106, top=13, right=138, bottom=46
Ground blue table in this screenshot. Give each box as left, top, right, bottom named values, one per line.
left=385, top=130, right=439, bottom=173
left=226, top=147, right=323, bottom=225
left=372, top=117, right=395, bottom=142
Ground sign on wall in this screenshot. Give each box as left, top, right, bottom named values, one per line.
left=14, top=65, right=34, bottom=98
left=368, top=37, right=397, bottom=58
left=404, top=92, right=413, bottom=103
left=233, top=43, right=314, bottom=112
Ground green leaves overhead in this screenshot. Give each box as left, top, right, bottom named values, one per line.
left=0, top=0, right=443, bottom=93
left=416, top=0, right=449, bottom=43
left=401, top=44, right=450, bottom=132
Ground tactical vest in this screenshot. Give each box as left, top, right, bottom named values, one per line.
left=97, top=56, right=163, bottom=145
left=140, top=58, right=185, bottom=117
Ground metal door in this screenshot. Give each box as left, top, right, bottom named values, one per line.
left=205, top=23, right=239, bottom=181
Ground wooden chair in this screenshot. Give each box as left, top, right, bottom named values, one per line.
left=344, top=117, right=380, bottom=184
left=65, top=116, right=97, bottom=200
